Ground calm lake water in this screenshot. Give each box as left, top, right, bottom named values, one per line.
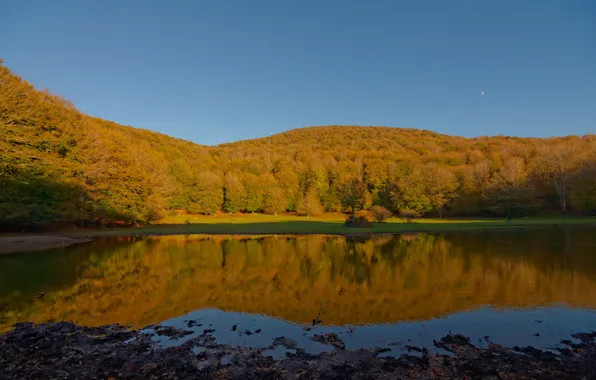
left=2, top=228, right=596, bottom=356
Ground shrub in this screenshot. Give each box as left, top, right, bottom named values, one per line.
left=345, top=215, right=373, bottom=228
left=370, top=205, right=392, bottom=223
left=356, top=210, right=372, bottom=220
left=399, top=209, right=420, bottom=224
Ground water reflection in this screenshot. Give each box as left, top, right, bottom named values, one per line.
left=1, top=229, right=596, bottom=332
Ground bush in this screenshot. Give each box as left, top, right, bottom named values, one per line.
left=345, top=215, right=373, bottom=228
left=399, top=209, right=420, bottom=224
left=356, top=210, right=372, bottom=220
left=143, top=197, right=167, bottom=222
left=370, top=205, right=392, bottom=223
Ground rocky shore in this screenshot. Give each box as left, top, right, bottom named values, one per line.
left=1, top=322, right=596, bottom=379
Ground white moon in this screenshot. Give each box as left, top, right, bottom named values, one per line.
left=481, top=90, right=485, bottom=95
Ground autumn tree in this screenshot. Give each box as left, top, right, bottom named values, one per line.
left=338, top=179, right=367, bottom=217
left=320, top=186, right=342, bottom=212
left=424, top=164, right=458, bottom=217
left=569, top=160, right=596, bottom=212
left=389, top=169, right=431, bottom=215
left=223, top=173, right=246, bottom=213
left=536, top=143, right=580, bottom=212
left=243, top=173, right=264, bottom=212
left=296, top=187, right=323, bottom=217
left=188, top=171, right=223, bottom=215
left=469, top=160, right=492, bottom=195
left=263, top=187, right=288, bottom=215
left=485, top=157, right=534, bottom=215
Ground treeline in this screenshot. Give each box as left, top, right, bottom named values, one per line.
left=1, top=60, right=595, bottom=225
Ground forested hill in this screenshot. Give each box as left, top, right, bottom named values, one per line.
left=1, top=61, right=595, bottom=226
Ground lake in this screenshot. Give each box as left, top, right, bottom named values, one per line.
left=2, top=228, right=596, bottom=356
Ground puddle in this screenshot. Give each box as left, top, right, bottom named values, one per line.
left=143, top=307, right=596, bottom=357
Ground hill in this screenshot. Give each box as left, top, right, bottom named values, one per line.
left=1, top=60, right=595, bottom=226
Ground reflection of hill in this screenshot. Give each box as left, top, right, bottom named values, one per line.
left=2, top=230, right=596, bottom=331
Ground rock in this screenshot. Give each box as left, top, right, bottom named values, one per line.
left=153, top=326, right=193, bottom=339
left=186, top=320, right=202, bottom=328
left=311, top=333, right=346, bottom=350
left=2, top=322, right=596, bottom=379
left=271, top=336, right=298, bottom=349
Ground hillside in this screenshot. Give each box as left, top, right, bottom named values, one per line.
left=1, top=60, right=595, bottom=226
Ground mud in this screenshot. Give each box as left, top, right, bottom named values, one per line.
left=1, top=322, right=596, bottom=379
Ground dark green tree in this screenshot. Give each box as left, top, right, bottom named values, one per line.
left=339, top=179, right=367, bottom=217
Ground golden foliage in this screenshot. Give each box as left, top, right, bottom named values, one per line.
left=2, top=61, right=596, bottom=225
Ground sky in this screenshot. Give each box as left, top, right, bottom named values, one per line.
left=1, top=0, right=595, bottom=145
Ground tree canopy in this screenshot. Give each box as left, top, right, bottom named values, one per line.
left=1, top=61, right=595, bottom=226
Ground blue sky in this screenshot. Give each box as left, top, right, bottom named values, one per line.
left=1, top=0, right=595, bottom=145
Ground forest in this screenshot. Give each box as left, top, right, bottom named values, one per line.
left=1, top=60, right=595, bottom=226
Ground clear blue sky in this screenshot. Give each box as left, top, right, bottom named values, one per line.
left=1, top=0, right=595, bottom=145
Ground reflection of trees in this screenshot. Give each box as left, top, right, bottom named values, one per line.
left=2, top=230, right=596, bottom=332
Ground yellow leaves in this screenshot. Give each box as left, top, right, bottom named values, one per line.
left=2, top=58, right=596, bottom=223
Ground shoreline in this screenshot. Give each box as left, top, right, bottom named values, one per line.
left=86, top=221, right=596, bottom=237
left=0, top=222, right=595, bottom=254
left=1, top=321, right=595, bottom=379
left=0, top=236, right=93, bottom=254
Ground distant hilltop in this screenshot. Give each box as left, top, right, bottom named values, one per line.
left=1, top=60, right=595, bottom=226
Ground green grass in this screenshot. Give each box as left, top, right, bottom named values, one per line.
left=69, top=214, right=596, bottom=237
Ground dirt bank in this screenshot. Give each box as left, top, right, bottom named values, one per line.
left=1, top=322, right=595, bottom=379
left=0, top=236, right=93, bottom=254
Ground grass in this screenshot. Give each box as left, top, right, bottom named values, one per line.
left=68, top=213, right=596, bottom=237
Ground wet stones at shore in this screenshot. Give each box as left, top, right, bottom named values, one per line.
left=311, top=333, right=346, bottom=350
left=2, top=322, right=596, bottom=379
left=153, top=325, right=193, bottom=339
left=186, top=319, right=202, bottom=328
left=572, top=331, right=596, bottom=342
left=433, top=333, right=472, bottom=353
left=270, top=336, right=298, bottom=349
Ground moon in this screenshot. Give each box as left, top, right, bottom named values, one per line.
left=481, top=90, right=485, bottom=95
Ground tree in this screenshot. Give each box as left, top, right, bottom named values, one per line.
left=243, top=173, right=264, bottom=212
left=370, top=205, right=392, bottom=223
left=469, top=160, right=492, bottom=194
left=188, top=171, right=223, bottom=215
left=263, top=187, right=288, bottom=215
left=320, top=186, right=342, bottom=212
left=223, top=173, right=246, bottom=213
left=338, top=179, right=367, bottom=217
left=296, top=187, right=323, bottom=217
left=536, top=143, right=580, bottom=212
left=569, top=161, right=596, bottom=212
left=389, top=169, right=432, bottom=215
left=424, top=164, right=458, bottom=217
left=485, top=157, right=534, bottom=215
